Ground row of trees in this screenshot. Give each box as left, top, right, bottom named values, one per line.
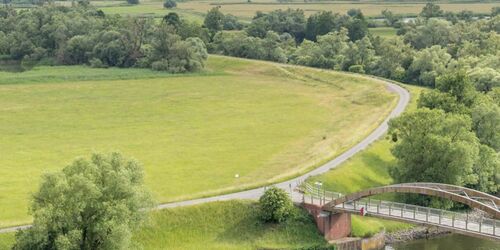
left=206, top=7, right=499, bottom=91
left=0, top=6, right=207, bottom=72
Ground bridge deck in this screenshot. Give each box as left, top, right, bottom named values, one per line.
left=299, top=183, right=500, bottom=241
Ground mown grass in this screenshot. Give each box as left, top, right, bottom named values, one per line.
left=0, top=233, right=15, bottom=249
left=307, top=84, right=424, bottom=238
left=0, top=55, right=397, bottom=228
left=369, top=27, right=398, bottom=39
left=133, top=200, right=328, bottom=250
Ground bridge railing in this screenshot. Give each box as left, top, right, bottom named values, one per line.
left=297, top=182, right=499, bottom=238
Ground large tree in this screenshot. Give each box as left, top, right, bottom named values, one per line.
left=13, top=152, right=153, bottom=250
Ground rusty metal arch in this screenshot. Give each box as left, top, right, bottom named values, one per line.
left=324, top=183, right=500, bottom=219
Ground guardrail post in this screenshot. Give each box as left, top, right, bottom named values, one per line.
left=365, top=201, right=368, bottom=212
left=377, top=203, right=380, bottom=214
left=452, top=214, right=455, bottom=227
left=439, top=211, right=442, bottom=224
left=389, top=203, right=392, bottom=216
left=413, top=206, right=416, bottom=219
left=426, top=208, right=429, bottom=222
left=401, top=206, right=403, bottom=217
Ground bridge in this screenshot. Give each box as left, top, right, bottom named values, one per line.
left=298, top=182, right=500, bottom=241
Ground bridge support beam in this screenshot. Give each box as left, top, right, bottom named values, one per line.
left=303, top=203, right=352, bottom=241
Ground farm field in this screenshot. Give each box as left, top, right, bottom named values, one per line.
left=92, top=0, right=499, bottom=20
left=369, top=27, right=398, bottom=39
left=0, top=55, right=397, bottom=228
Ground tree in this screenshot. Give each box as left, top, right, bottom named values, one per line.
left=407, top=45, right=451, bottom=87
left=163, top=0, right=176, bottom=9
left=471, top=100, right=500, bottom=151
left=381, top=9, right=400, bottom=27
left=246, top=9, right=306, bottom=42
left=305, top=11, right=343, bottom=41
left=371, top=37, right=414, bottom=80
left=420, top=3, right=443, bottom=19
left=204, top=7, right=224, bottom=37
left=127, top=0, right=139, bottom=4
left=163, top=12, right=181, bottom=28
left=258, top=186, right=293, bottom=223
left=468, top=67, right=500, bottom=93
left=13, top=152, right=153, bottom=250
left=389, top=109, right=480, bottom=208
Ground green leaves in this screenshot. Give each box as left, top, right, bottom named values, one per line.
left=258, top=187, right=293, bottom=223
left=14, top=152, right=153, bottom=250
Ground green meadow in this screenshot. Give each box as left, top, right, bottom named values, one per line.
left=0, top=55, right=397, bottom=228
left=307, top=84, right=424, bottom=237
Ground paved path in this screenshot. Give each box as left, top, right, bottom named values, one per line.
left=0, top=76, right=410, bottom=234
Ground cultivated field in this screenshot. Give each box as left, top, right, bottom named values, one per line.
left=92, top=0, right=499, bottom=20
left=0, top=55, right=397, bottom=227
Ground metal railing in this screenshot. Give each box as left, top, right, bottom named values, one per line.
left=297, top=182, right=500, bottom=239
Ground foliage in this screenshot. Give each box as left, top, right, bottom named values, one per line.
left=247, top=9, right=306, bottom=42
left=127, top=0, right=139, bottom=4
left=13, top=152, right=153, bottom=250
left=0, top=6, right=207, bottom=72
left=163, top=0, right=176, bottom=9
left=204, top=7, right=224, bottom=36
left=419, top=3, right=443, bottom=19
left=259, top=187, right=294, bottom=223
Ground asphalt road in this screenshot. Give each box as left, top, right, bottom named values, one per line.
left=0, top=76, right=410, bottom=234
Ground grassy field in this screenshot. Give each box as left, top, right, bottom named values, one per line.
left=98, top=0, right=499, bottom=20
left=0, top=55, right=397, bottom=228
left=0, top=200, right=328, bottom=249
left=369, top=27, right=398, bottom=39
left=133, top=200, right=328, bottom=249
left=306, top=84, right=424, bottom=237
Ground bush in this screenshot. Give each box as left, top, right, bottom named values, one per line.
left=348, top=64, right=365, bottom=74
left=258, top=186, right=293, bottom=223
left=151, top=59, right=170, bottom=71
left=127, top=0, right=139, bottom=4
left=89, top=58, right=107, bottom=68
left=164, top=0, right=176, bottom=8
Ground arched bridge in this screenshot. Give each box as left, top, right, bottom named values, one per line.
left=298, top=182, right=500, bottom=241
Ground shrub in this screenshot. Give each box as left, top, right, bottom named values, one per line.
left=151, top=59, right=170, bottom=71
left=89, top=58, right=107, bottom=68
left=258, top=186, right=293, bottom=223
left=164, top=0, right=176, bottom=9
left=348, top=64, right=365, bottom=74
left=127, top=0, right=139, bottom=4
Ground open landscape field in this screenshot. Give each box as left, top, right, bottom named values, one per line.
left=92, top=0, right=499, bottom=20
left=0, top=55, right=397, bottom=228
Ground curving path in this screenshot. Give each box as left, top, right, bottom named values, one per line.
left=0, top=75, right=410, bottom=234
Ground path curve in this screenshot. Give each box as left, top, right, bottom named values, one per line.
left=0, top=75, right=410, bottom=234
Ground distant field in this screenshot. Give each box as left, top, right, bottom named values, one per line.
left=95, top=0, right=499, bottom=20
left=369, top=27, right=398, bottom=39
left=0, top=55, right=397, bottom=228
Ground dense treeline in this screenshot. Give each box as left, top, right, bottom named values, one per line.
left=0, top=6, right=207, bottom=72
left=207, top=5, right=499, bottom=91
left=202, top=4, right=499, bottom=205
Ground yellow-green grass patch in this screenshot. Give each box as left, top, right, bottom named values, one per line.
left=0, top=56, right=397, bottom=227
left=307, top=84, right=425, bottom=236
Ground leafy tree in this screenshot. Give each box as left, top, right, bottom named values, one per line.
left=164, top=12, right=181, bottom=28
left=305, top=11, right=344, bottom=41
left=204, top=7, right=224, bottom=37
left=418, top=90, right=469, bottom=114
left=492, top=7, right=500, bottom=17
left=407, top=45, right=451, bottom=86
left=468, top=67, right=500, bottom=93
left=371, top=37, right=413, bottom=80
left=13, top=152, right=153, bottom=250
left=344, top=36, right=375, bottom=70
left=346, top=10, right=368, bottom=41
left=389, top=108, right=480, bottom=208
left=471, top=100, right=500, bottom=151
left=163, top=0, right=176, bottom=9
left=258, top=186, right=293, bottom=223
left=61, top=35, right=95, bottom=64
left=404, top=18, right=456, bottom=49
left=222, top=14, right=242, bottom=30
left=470, top=145, right=500, bottom=193
left=381, top=9, right=400, bottom=27
left=247, top=9, right=306, bottom=42
left=420, top=3, right=443, bottom=19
